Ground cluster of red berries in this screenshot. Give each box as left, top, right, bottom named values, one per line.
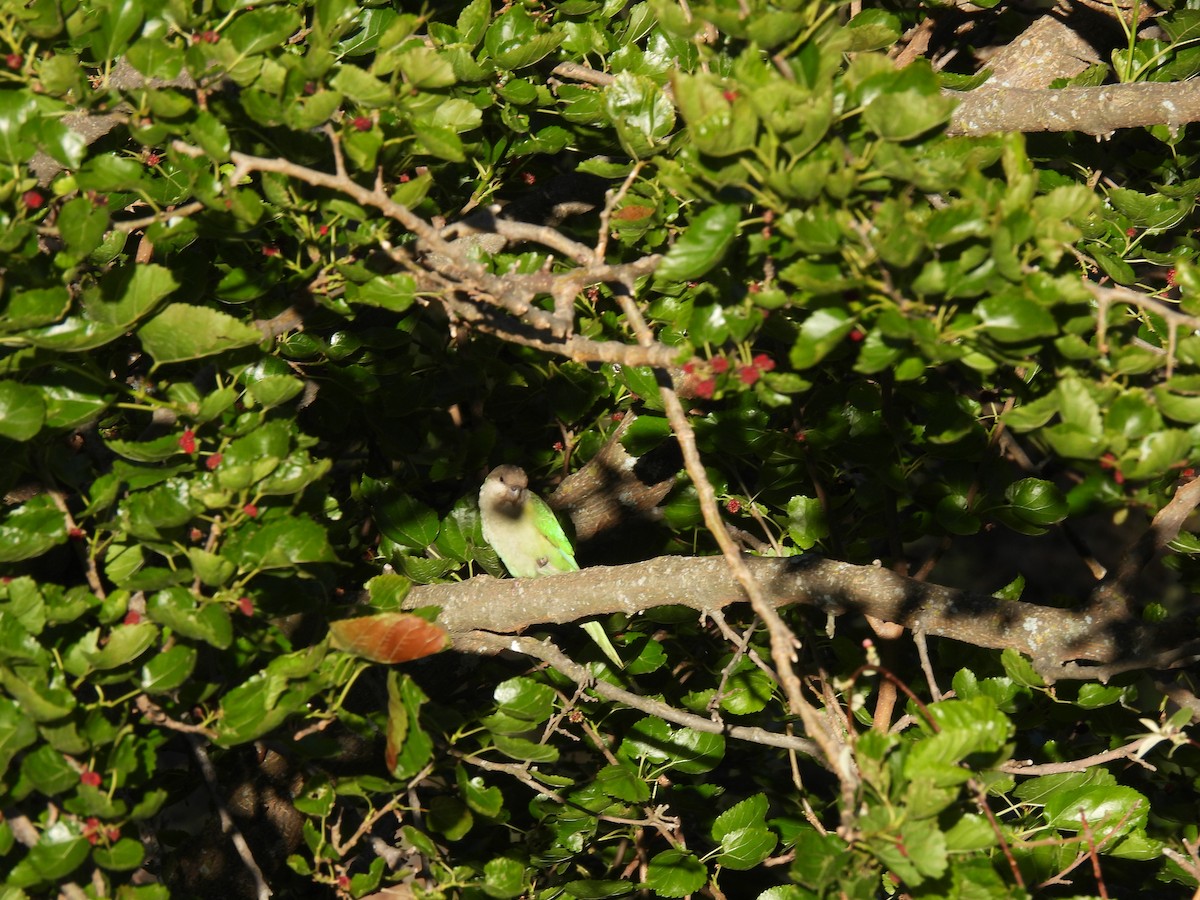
left=682, top=353, right=775, bottom=399
left=1099, top=453, right=1125, bottom=485
left=82, top=816, right=120, bottom=846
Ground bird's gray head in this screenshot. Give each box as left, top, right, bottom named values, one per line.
left=481, top=465, right=528, bottom=516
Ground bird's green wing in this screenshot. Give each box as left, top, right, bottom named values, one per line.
left=527, top=493, right=579, bottom=572
left=527, top=494, right=621, bottom=667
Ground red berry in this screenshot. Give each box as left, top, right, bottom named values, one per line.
left=738, top=366, right=760, bottom=386
left=1167, top=268, right=1178, bottom=287
left=237, top=596, right=254, bottom=616
left=726, top=498, right=741, bottom=513
left=849, top=329, right=865, bottom=342
left=694, top=378, right=716, bottom=399
left=68, top=527, right=85, bottom=540
left=123, top=611, right=141, bottom=625
left=262, top=245, right=279, bottom=256
left=145, top=152, right=162, bottom=167
left=5, top=54, right=23, bottom=70
left=1182, top=468, right=1195, bottom=479
left=722, top=90, right=738, bottom=102
left=80, top=770, right=102, bottom=788
left=1126, top=227, right=1137, bottom=238
left=752, top=353, right=775, bottom=372
left=710, top=357, right=729, bottom=374
left=682, top=362, right=696, bottom=375
left=552, top=441, right=564, bottom=451
left=179, top=429, right=196, bottom=454
left=522, top=171, right=536, bottom=185
left=205, top=453, right=222, bottom=470
left=398, top=173, right=411, bottom=183
left=201, top=30, right=219, bottom=43
left=22, top=190, right=43, bottom=210
left=318, top=224, right=329, bottom=236
left=243, top=503, right=259, bottom=518
left=352, top=116, right=371, bottom=131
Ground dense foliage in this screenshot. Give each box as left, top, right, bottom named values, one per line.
left=6, top=0, right=1200, bottom=897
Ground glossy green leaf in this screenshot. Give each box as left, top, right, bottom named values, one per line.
left=225, top=7, right=302, bottom=56
left=139, top=303, right=262, bottom=364
left=643, top=849, right=706, bottom=898
left=139, top=644, right=198, bottom=693
left=605, top=72, right=675, bottom=159
left=656, top=204, right=740, bottom=282
left=0, top=380, right=46, bottom=441
left=0, top=500, right=68, bottom=563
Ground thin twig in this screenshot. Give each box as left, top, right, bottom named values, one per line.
left=595, top=161, right=643, bottom=263
left=475, top=632, right=823, bottom=759
left=185, top=732, right=272, bottom=900
left=1000, top=739, right=1152, bottom=776
left=608, top=285, right=858, bottom=812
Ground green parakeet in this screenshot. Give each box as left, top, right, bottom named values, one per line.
left=479, top=465, right=622, bottom=668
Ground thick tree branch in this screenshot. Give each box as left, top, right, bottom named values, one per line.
left=948, top=81, right=1200, bottom=136
left=411, top=556, right=1200, bottom=683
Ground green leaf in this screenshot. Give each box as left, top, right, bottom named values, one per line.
left=396, top=46, right=456, bottom=88
left=92, top=0, right=144, bottom=62
left=0, top=696, right=38, bottom=778
left=240, top=518, right=337, bottom=569
left=83, top=621, right=158, bottom=670
left=145, top=588, right=233, bottom=649
left=643, top=849, right=707, bottom=898
left=92, top=837, right=145, bottom=871
left=386, top=670, right=433, bottom=779
left=860, top=61, right=956, bottom=141
left=787, top=495, right=828, bottom=550
left=139, top=303, right=262, bottom=364
left=483, top=856, right=526, bottom=898
left=656, top=204, right=741, bottom=282
left=0, top=499, right=68, bottom=563
left=139, top=644, right=198, bottom=693
left=494, top=676, right=555, bottom=724
left=593, top=763, right=651, bottom=803
left=25, top=821, right=90, bottom=882
left=484, top=7, right=564, bottom=69
left=717, top=825, right=776, bottom=870
left=456, top=765, right=505, bottom=817
left=977, top=294, right=1058, bottom=343
left=790, top=308, right=855, bottom=369
left=0, top=381, right=46, bottom=441
left=225, top=7, right=302, bottom=56
left=1005, top=478, right=1068, bottom=526
left=330, top=65, right=392, bottom=107
left=369, top=487, right=440, bottom=548
left=491, top=734, right=560, bottom=763
left=712, top=793, right=768, bottom=839
left=604, top=72, right=675, bottom=159
left=1043, top=785, right=1148, bottom=836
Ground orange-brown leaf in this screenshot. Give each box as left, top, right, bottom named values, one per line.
left=328, top=613, right=448, bottom=663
